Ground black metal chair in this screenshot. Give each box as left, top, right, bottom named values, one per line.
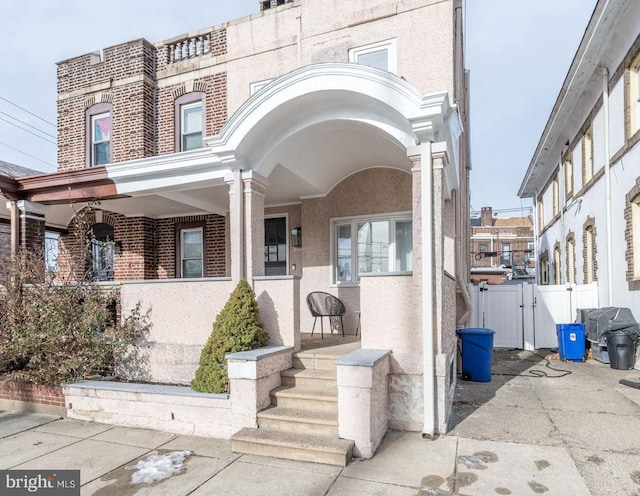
left=306, top=291, right=346, bottom=338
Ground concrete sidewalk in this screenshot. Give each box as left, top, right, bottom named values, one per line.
left=0, top=350, right=639, bottom=495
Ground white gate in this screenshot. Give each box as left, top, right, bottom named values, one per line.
left=469, top=282, right=599, bottom=350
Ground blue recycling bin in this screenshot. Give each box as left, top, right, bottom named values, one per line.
left=556, top=323, right=585, bottom=362
left=456, top=328, right=495, bottom=382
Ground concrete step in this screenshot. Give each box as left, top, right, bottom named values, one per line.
left=270, top=384, right=337, bottom=412
left=257, top=405, right=338, bottom=436
left=280, top=368, right=337, bottom=388
left=231, top=427, right=354, bottom=466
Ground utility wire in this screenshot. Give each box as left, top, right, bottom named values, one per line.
left=0, top=95, right=56, bottom=128
left=0, top=109, right=57, bottom=139
left=0, top=116, right=57, bottom=145
left=0, top=140, right=56, bottom=170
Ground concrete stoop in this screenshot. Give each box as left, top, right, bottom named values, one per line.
left=231, top=348, right=354, bottom=466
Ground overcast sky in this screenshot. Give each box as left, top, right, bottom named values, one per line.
left=0, top=0, right=597, bottom=216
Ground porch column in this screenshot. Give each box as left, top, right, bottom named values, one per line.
left=17, top=200, right=47, bottom=252
left=7, top=200, right=19, bottom=256
left=225, top=169, right=245, bottom=283
left=242, top=171, right=268, bottom=279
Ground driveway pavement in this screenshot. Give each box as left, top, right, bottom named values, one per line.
left=0, top=349, right=639, bottom=495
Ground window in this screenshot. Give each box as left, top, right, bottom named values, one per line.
left=264, top=217, right=287, bottom=276
left=333, top=213, right=411, bottom=285
left=583, top=126, right=594, bottom=184
left=564, top=156, right=573, bottom=199
left=349, top=39, right=398, bottom=74
left=175, top=93, right=205, bottom=152
left=552, top=174, right=560, bottom=217
left=585, top=225, right=595, bottom=283
left=180, top=227, right=204, bottom=278
left=567, top=237, right=575, bottom=284
left=537, top=197, right=544, bottom=229
left=554, top=245, right=562, bottom=285
left=88, top=223, right=115, bottom=281
left=86, top=103, right=112, bottom=167
left=540, top=252, right=549, bottom=285
left=630, top=54, right=640, bottom=136
left=500, top=242, right=511, bottom=266
left=478, top=242, right=488, bottom=252
left=632, top=194, right=640, bottom=280
left=45, top=231, right=59, bottom=273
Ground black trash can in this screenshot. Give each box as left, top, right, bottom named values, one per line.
left=604, top=329, right=638, bottom=370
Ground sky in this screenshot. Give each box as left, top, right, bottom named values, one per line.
left=0, top=0, right=597, bottom=217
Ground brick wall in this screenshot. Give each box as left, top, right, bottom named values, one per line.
left=0, top=378, right=65, bottom=409
left=57, top=39, right=157, bottom=171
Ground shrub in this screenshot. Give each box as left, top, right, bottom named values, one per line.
left=191, top=279, right=269, bottom=393
left=0, top=249, right=150, bottom=384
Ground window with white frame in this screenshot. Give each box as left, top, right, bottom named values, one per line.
left=180, top=227, right=204, bottom=278
left=349, top=39, right=397, bottom=74
left=91, top=112, right=111, bottom=166
left=553, top=174, right=560, bottom=217
left=45, top=231, right=59, bottom=273
left=180, top=101, right=203, bottom=151
left=554, top=245, right=562, bottom=285
left=500, top=242, right=511, bottom=266
left=564, top=156, right=573, bottom=199
left=567, top=237, right=575, bottom=284
left=538, top=197, right=544, bottom=229
left=333, top=213, right=411, bottom=284
left=585, top=225, right=595, bottom=283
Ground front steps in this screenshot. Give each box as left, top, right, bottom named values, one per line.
left=231, top=347, right=355, bottom=466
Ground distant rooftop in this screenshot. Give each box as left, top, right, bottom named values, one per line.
left=0, top=160, right=43, bottom=179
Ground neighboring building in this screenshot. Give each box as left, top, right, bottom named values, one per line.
left=519, top=0, right=639, bottom=318
left=0, top=0, right=470, bottom=452
left=0, top=161, right=45, bottom=260
left=470, top=207, right=534, bottom=284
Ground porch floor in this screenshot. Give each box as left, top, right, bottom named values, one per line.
left=300, top=333, right=360, bottom=354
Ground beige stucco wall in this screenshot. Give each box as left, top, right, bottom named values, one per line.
left=226, top=0, right=454, bottom=117
left=298, top=167, right=412, bottom=333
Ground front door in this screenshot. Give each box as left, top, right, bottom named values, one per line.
left=265, top=217, right=287, bottom=276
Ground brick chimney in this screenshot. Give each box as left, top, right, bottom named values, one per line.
left=481, top=207, right=493, bottom=227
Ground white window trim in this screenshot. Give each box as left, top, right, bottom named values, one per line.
left=348, top=38, right=398, bottom=74
left=180, top=227, right=204, bottom=278
left=330, top=211, right=411, bottom=286
left=181, top=101, right=203, bottom=152
left=91, top=111, right=111, bottom=166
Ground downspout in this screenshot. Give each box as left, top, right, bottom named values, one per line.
left=421, top=141, right=435, bottom=439
left=602, top=67, right=614, bottom=306
left=559, top=156, right=566, bottom=285
left=533, top=192, right=539, bottom=286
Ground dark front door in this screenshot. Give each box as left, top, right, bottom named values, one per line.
left=265, top=217, right=287, bottom=276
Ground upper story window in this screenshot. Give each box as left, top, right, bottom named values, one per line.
left=333, top=212, right=411, bottom=285
left=583, top=126, right=594, bottom=184
left=552, top=174, right=560, bottom=217
left=175, top=93, right=205, bottom=152
left=630, top=54, right=640, bottom=136
left=564, top=156, right=573, bottom=200
left=349, top=39, right=398, bottom=74
left=86, top=103, right=112, bottom=167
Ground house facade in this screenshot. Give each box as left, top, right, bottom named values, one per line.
left=519, top=0, right=640, bottom=317
left=1, top=0, right=470, bottom=442
left=470, top=206, right=534, bottom=283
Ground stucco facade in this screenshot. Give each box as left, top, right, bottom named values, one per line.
left=1, top=0, right=470, bottom=440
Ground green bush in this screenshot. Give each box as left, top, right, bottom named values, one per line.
left=0, top=249, right=150, bottom=384
left=191, top=279, right=269, bottom=393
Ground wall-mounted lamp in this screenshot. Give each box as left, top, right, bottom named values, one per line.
left=291, top=227, right=302, bottom=248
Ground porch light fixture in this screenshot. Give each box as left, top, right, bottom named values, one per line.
left=291, top=227, right=302, bottom=247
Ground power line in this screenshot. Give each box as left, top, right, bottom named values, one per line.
left=0, top=116, right=57, bottom=145
left=0, top=140, right=56, bottom=170
left=0, top=109, right=57, bottom=139
left=0, top=95, right=56, bottom=128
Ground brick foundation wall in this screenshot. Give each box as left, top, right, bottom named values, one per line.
left=0, top=378, right=65, bottom=409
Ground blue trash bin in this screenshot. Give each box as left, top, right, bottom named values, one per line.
left=456, top=328, right=495, bottom=382
left=555, top=323, right=585, bottom=362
